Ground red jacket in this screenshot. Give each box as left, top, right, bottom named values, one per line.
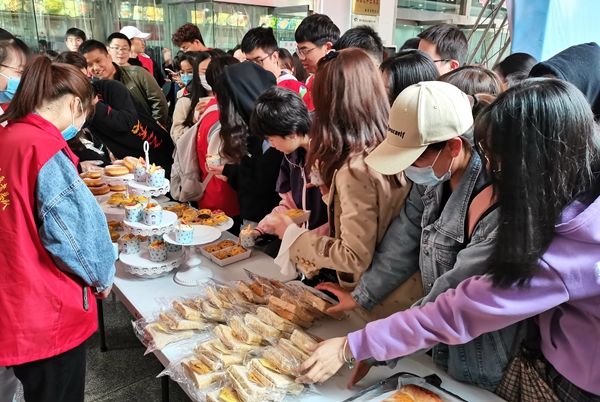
left=137, top=53, right=154, bottom=74
left=0, top=114, right=97, bottom=366
left=196, top=98, right=240, bottom=217
left=278, top=72, right=313, bottom=110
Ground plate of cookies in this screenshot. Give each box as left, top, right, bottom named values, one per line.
left=200, top=239, right=251, bottom=266
left=163, top=206, right=234, bottom=232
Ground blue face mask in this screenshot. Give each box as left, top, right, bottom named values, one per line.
left=405, top=149, right=454, bottom=187
left=180, top=73, right=193, bottom=86
left=0, top=73, right=20, bottom=103
left=61, top=99, right=86, bottom=141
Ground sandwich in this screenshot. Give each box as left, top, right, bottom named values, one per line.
left=207, top=386, right=240, bottom=402
left=237, top=281, right=268, bottom=304
left=220, top=286, right=250, bottom=305
left=144, top=323, right=193, bottom=350
left=299, top=289, right=345, bottom=320
left=262, top=347, right=297, bottom=374
left=173, top=300, right=204, bottom=320
left=254, top=277, right=282, bottom=297
left=229, top=316, right=262, bottom=345
left=198, top=298, right=225, bottom=321
left=226, top=365, right=267, bottom=402
left=383, top=385, right=443, bottom=402
left=214, top=325, right=258, bottom=352
left=206, top=287, right=233, bottom=310
left=181, top=360, right=225, bottom=389
left=183, top=298, right=200, bottom=311
left=195, top=340, right=244, bottom=368
left=268, top=299, right=312, bottom=328
left=257, top=307, right=300, bottom=333
left=290, top=329, right=319, bottom=354
left=277, top=338, right=309, bottom=363
left=244, top=314, right=281, bottom=339
left=269, top=296, right=315, bottom=323
left=281, top=293, right=324, bottom=319
left=159, top=312, right=207, bottom=331
left=247, top=359, right=304, bottom=395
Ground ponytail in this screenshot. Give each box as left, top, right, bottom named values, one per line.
left=0, top=55, right=94, bottom=125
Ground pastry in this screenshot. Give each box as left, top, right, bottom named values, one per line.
left=109, top=184, right=126, bottom=192
left=196, top=340, right=244, bottom=368
left=214, top=250, right=231, bottom=260
left=107, top=220, right=121, bottom=229
left=290, top=329, right=318, bottom=354
left=214, top=214, right=229, bottom=224
left=244, top=314, right=281, bottom=339
left=205, top=245, right=222, bottom=253
left=83, top=177, right=103, bottom=187
left=104, top=165, right=130, bottom=176
left=278, top=338, right=309, bottom=362
left=269, top=296, right=314, bottom=323
left=109, top=230, right=120, bottom=241
left=256, top=307, right=299, bottom=333
left=123, top=156, right=138, bottom=172
left=90, top=185, right=110, bottom=195
left=173, top=300, right=204, bottom=320
left=86, top=170, right=102, bottom=179
left=202, top=218, right=217, bottom=227
left=219, top=240, right=236, bottom=248
left=269, top=303, right=312, bottom=328
left=107, top=193, right=126, bottom=205
left=284, top=209, right=304, bottom=218
left=148, top=241, right=167, bottom=262
left=229, top=316, right=262, bottom=345
left=198, top=209, right=212, bottom=216
left=229, top=246, right=247, bottom=257
left=383, top=385, right=443, bottom=402
left=247, top=359, right=304, bottom=395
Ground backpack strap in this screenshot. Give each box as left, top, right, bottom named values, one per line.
left=467, top=184, right=498, bottom=238
left=198, top=103, right=218, bottom=123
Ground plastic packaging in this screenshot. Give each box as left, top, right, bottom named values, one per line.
left=226, top=364, right=287, bottom=402
left=286, top=282, right=346, bottom=320
left=244, top=269, right=286, bottom=298
left=158, top=354, right=227, bottom=401
left=132, top=317, right=195, bottom=355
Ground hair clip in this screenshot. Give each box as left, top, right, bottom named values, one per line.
left=325, top=50, right=339, bottom=60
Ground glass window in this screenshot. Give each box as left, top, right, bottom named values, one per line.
left=397, top=0, right=461, bottom=15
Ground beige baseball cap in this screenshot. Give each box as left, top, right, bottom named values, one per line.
left=365, top=81, right=473, bottom=175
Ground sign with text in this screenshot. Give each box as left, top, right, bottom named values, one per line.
left=352, top=0, right=380, bottom=16
left=351, top=14, right=379, bottom=31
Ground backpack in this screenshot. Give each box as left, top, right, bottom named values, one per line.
left=170, top=104, right=219, bottom=202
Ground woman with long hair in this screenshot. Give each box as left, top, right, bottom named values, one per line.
left=296, top=79, right=600, bottom=402
left=0, top=56, right=115, bottom=401
left=439, top=65, right=503, bottom=96
left=267, top=48, right=412, bottom=312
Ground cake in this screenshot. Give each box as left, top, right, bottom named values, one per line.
left=143, top=203, right=163, bottom=226
left=176, top=221, right=194, bottom=244
left=148, top=240, right=168, bottom=262
left=124, top=201, right=143, bottom=223
left=239, top=224, right=255, bottom=248
left=145, top=163, right=165, bottom=187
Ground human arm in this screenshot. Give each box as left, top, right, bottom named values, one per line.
left=36, top=150, right=116, bottom=292
left=137, top=67, right=171, bottom=128
left=170, top=96, right=191, bottom=143
left=257, top=191, right=297, bottom=235
left=93, top=81, right=138, bottom=132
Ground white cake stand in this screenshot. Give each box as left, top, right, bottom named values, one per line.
left=122, top=210, right=178, bottom=236
left=128, top=178, right=170, bottom=198
left=164, top=226, right=221, bottom=286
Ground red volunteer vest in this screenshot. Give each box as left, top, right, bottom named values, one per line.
left=0, top=113, right=97, bottom=366
left=137, top=54, right=154, bottom=74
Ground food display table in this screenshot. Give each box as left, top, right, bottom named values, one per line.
left=110, top=231, right=506, bottom=402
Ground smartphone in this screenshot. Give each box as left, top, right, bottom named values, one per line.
left=165, top=68, right=176, bottom=75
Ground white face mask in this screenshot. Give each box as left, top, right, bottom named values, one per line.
left=199, top=75, right=212, bottom=92
left=404, top=149, right=454, bottom=187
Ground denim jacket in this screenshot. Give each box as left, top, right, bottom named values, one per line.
left=352, top=152, right=529, bottom=391
left=36, top=150, right=115, bottom=292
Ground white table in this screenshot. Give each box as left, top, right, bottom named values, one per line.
left=111, top=232, right=505, bottom=402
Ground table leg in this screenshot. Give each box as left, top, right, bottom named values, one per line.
left=162, top=374, right=169, bottom=402
left=97, top=298, right=107, bottom=352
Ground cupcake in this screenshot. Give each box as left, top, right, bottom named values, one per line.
left=176, top=221, right=194, bottom=244
left=145, top=163, right=165, bottom=187
left=149, top=234, right=164, bottom=244
left=310, top=161, right=324, bottom=186
left=124, top=201, right=143, bottom=223
left=206, top=154, right=221, bottom=167
left=121, top=234, right=141, bottom=254
left=239, top=224, right=255, bottom=248
left=135, top=195, right=149, bottom=209
left=167, top=242, right=183, bottom=253
left=148, top=240, right=168, bottom=262
left=143, top=203, right=163, bottom=226
left=133, top=157, right=146, bottom=182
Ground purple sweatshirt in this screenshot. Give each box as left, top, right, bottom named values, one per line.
left=348, top=196, right=600, bottom=395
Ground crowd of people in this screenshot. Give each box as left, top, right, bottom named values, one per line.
left=0, top=13, right=599, bottom=402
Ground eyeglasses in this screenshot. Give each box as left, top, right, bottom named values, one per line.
left=432, top=59, right=452, bottom=63
left=248, top=52, right=273, bottom=66
left=296, top=46, right=318, bottom=58
left=108, top=46, right=130, bottom=54
left=0, top=63, right=23, bottom=74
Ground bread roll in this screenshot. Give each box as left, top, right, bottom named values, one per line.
left=104, top=165, right=130, bottom=176
left=109, top=184, right=127, bottom=192
left=90, top=184, right=110, bottom=195
left=83, top=177, right=103, bottom=187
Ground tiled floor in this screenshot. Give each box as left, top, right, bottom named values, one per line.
left=16, top=293, right=191, bottom=402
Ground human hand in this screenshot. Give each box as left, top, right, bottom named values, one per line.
left=315, top=283, right=359, bottom=314
left=206, top=163, right=225, bottom=176
left=319, top=184, right=329, bottom=196
left=195, top=97, right=211, bottom=114
left=95, top=284, right=112, bottom=300
left=263, top=214, right=294, bottom=239
left=347, top=360, right=372, bottom=388
left=252, top=229, right=262, bottom=239
left=294, top=336, right=347, bottom=384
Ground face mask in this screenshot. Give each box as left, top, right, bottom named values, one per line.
left=405, top=149, right=454, bottom=187
left=61, top=99, right=86, bottom=141
left=200, top=75, right=212, bottom=92
left=180, top=73, right=193, bottom=86
left=0, top=73, right=20, bottom=103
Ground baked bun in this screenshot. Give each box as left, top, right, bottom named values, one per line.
left=109, top=231, right=120, bottom=241
left=123, top=156, right=138, bottom=172
left=104, top=165, right=129, bottom=177
left=109, top=184, right=127, bottom=192
left=90, top=185, right=110, bottom=195
left=383, top=385, right=443, bottom=402
left=83, top=177, right=103, bottom=187
left=86, top=170, right=102, bottom=179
